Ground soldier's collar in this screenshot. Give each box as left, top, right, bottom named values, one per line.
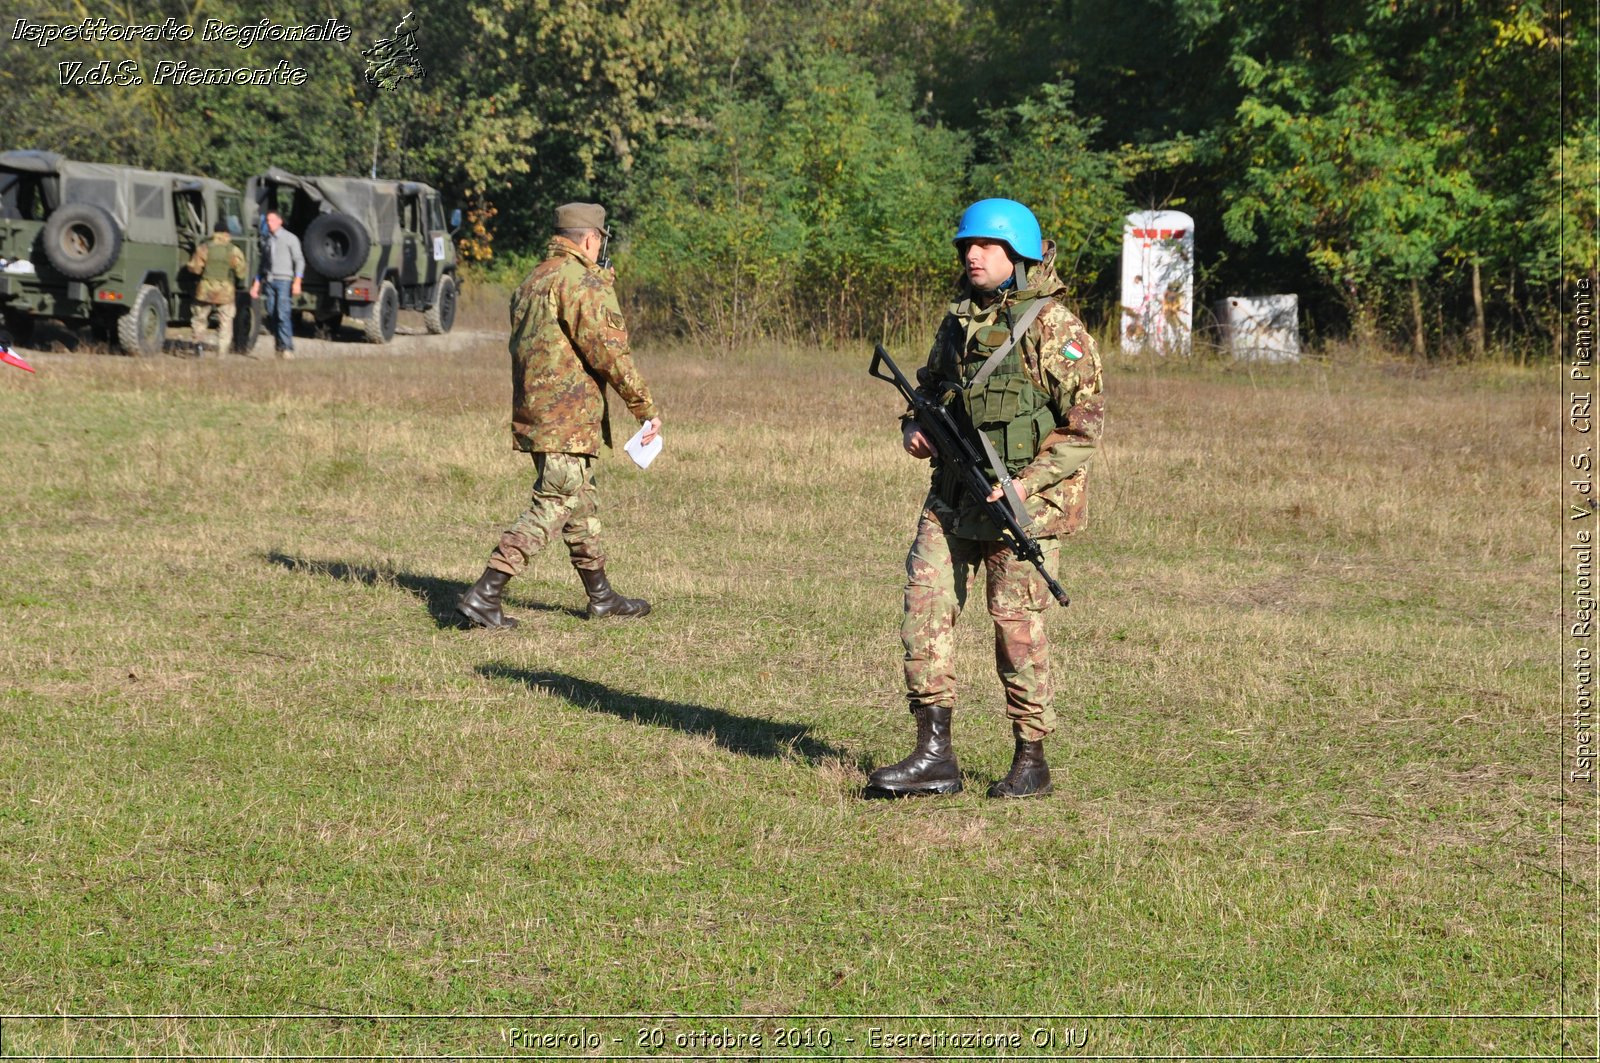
left=548, top=235, right=598, bottom=268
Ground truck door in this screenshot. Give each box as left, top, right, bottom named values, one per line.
left=0, top=168, right=50, bottom=270
left=400, top=192, right=422, bottom=295
left=424, top=193, right=446, bottom=293
left=172, top=186, right=206, bottom=314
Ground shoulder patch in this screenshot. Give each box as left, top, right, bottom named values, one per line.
left=1065, top=340, right=1086, bottom=361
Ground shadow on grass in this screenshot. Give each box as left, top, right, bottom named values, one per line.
left=263, top=552, right=586, bottom=627
left=479, top=665, right=848, bottom=764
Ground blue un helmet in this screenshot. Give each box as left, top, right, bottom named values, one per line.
left=952, top=198, right=1043, bottom=262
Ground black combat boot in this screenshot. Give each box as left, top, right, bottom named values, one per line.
left=578, top=567, right=651, bottom=618
left=457, top=567, right=519, bottom=629
left=864, top=704, right=962, bottom=798
left=987, top=738, right=1052, bottom=798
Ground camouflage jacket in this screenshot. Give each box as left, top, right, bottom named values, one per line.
left=509, top=236, right=659, bottom=455
left=912, top=241, right=1104, bottom=539
left=186, top=235, right=247, bottom=305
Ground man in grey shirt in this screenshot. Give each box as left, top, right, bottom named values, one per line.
left=249, top=211, right=304, bottom=358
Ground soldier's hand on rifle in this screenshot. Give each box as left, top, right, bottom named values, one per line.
left=902, top=421, right=936, bottom=459
left=986, top=481, right=1028, bottom=505
left=640, top=417, right=662, bottom=445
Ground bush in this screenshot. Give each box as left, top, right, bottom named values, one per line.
left=624, top=50, right=968, bottom=347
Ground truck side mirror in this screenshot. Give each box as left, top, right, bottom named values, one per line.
left=449, top=208, right=462, bottom=232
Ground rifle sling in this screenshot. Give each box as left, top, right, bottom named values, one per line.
left=976, top=431, right=1032, bottom=529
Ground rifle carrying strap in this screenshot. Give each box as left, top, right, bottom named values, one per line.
left=976, top=430, right=1033, bottom=529
left=966, top=296, right=1050, bottom=390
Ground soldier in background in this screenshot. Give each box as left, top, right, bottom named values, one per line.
left=866, top=198, right=1105, bottom=800
left=185, top=221, right=247, bottom=356
left=457, top=202, right=662, bottom=628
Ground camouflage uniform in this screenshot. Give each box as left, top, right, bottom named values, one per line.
left=486, top=234, right=659, bottom=578
left=902, top=242, right=1104, bottom=741
left=186, top=232, right=247, bottom=353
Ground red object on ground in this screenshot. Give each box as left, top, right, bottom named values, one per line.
left=0, top=345, right=35, bottom=373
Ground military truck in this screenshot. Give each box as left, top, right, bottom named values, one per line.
left=0, top=151, right=260, bottom=356
left=245, top=168, right=461, bottom=344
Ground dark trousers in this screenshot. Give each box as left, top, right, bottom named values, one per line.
left=262, top=279, right=294, bottom=351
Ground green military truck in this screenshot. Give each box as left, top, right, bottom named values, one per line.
left=0, top=151, right=260, bottom=356
left=245, top=168, right=461, bottom=344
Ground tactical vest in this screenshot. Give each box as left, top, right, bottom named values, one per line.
left=202, top=239, right=235, bottom=285
left=947, top=297, right=1056, bottom=475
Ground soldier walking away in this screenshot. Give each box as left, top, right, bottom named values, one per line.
left=249, top=210, right=304, bottom=358
left=457, top=202, right=662, bottom=629
left=866, top=199, right=1105, bottom=800
left=186, top=221, right=247, bottom=356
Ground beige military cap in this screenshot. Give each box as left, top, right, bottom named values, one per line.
left=554, top=202, right=610, bottom=235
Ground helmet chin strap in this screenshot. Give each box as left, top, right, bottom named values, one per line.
left=1000, top=258, right=1031, bottom=331
left=1012, top=259, right=1029, bottom=291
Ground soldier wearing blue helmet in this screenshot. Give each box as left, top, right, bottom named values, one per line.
left=867, top=198, right=1105, bottom=800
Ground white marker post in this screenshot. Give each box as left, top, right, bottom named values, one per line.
left=1214, top=295, right=1301, bottom=362
left=1119, top=210, right=1194, bottom=356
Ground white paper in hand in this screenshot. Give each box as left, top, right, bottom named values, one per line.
left=624, top=422, right=663, bottom=469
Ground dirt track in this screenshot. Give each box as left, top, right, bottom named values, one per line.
left=233, top=318, right=498, bottom=359
left=8, top=314, right=497, bottom=362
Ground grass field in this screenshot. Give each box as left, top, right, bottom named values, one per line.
left=0, top=290, right=1584, bottom=1059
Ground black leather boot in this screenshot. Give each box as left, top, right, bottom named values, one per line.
left=578, top=567, right=651, bottom=618
left=988, top=738, right=1052, bottom=798
left=457, top=567, right=519, bottom=629
left=864, top=704, right=962, bottom=797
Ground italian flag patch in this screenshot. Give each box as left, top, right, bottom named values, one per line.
left=1065, top=340, right=1085, bottom=361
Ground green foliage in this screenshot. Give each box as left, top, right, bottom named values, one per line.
left=1538, top=118, right=1600, bottom=283
left=413, top=0, right=742, bottom=251
left=624, top=51, right=967, bottom=344
left=1224, top=66, right=1484, bottom=311
left=1194, top=0, right=1581, bottom=347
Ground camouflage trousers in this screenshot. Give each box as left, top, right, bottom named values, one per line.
left=902, top=499, right=1061, bottom=742
left=487, top=452, right=607, bottom=576
left=190, top=299, right=236, bottom=354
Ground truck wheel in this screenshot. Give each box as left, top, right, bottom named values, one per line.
left=232, top=292, right=263, bottom=354
left=42, top=203, right=122, bottom=280
left=303, top=212, right=370, bottom=278
left=117, top=284, right=167, bottom=356
left=363, top=279, right=398, bottom=344
left=424, top=274, right=457, bottom=334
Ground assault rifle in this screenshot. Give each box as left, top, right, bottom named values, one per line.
left=869, top=344, right=1070, bottom=607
